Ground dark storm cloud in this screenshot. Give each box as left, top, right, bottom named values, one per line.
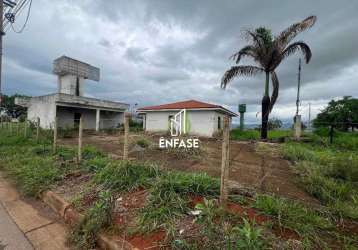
left=3, top=0, right=358, bottom=123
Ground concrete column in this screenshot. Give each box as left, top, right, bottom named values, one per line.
left=95, top=109, right=100, bottom=131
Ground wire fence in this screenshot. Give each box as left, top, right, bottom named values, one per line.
left=0, top=115, right=132, bottom=162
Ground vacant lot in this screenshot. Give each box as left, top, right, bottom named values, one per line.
left=1, top=127, right=357, bottom=249
left=59, top=133, right=316, bottom=203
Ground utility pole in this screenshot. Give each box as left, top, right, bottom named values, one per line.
left=296, top=58, right=301, bottom=116
left=0, top=0, right=28, bottom=107
left=294, top=58, right=302, bottom=139
left=0, top=0, right=4, bottom=107
left=308, top=102, right=311, bottom=129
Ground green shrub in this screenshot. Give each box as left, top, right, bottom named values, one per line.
left=68, top=191, right=113, bottom=249
left=254, top=194, right=333, bottom=236
left=136, top=138, right=150, bottom=148
left=156, top=171, right=220, bottom=197
left=231, top=129, right=259, bottom=141
left=82, top=145, right=105, bottom=160
left=234, top=219, right=265, bottom=250
left=138, top=188, right=188, bottom=233
left=281, top=143, right=317, bottom=162
left=93, top=161, right=160, bottom=192
left=83, top=157, right=111, bottom=172
left=56, top=147, right=76, bottom=161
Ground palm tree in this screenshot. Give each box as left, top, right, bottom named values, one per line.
left=221, top=16, right=316, bottom=139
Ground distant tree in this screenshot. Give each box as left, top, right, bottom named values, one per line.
left=268, top=118, right=282, bottom=130
left=313, top=96, right=358, bottom=131
left=221, top=16, right=316, bottom=140
left=1, top=94, right=28, bottom=119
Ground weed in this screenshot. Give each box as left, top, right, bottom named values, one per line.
left=230, top=129, right=291, bottom=141
left=166, top=146, right=203, bottom=159
left=82, top=145, right=105, bottom=160
left=93, top=161, right=160, bottom=192
left=156, top=171, right=220, bottom=197
left=233, top=219, right=265, bottom=250
left=68, top=191, right=114, bottom=249
left=136, top=138, right=150, bottom=148
left=137, top=188, right=188, bottom=233
left=56, top=146, right=76, bottom=161
left=254, top=194, right=333, bottom=237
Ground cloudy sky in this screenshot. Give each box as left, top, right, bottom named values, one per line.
left=3, top=0, right=358, bottom=124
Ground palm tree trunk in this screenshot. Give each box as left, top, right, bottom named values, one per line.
left=261, top=72, right=270, bottom=140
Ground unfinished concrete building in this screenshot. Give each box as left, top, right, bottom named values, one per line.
left=16, top=56, right=129, bottom=130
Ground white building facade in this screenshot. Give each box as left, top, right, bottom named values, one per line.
left=16, top=56, right=129, bottom=130
left=138, top=100, right=237, bottom=137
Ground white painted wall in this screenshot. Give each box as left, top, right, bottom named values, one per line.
left=100, top=111, right=124, bottom=129
left=57, top=106, right=96, bottom=129
left=27, top=95, right=56, bottom=128
left=57, top=106, right=124, bottom=129
left=144, top=110, right=229, bottom=137
left=58, top=75, right=85, bottom=96
left=145, top=111, right=177, bottom=132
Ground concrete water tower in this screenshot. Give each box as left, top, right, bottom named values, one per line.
left=239, top=104, right=246, bottom=130
left=53, top=56, right=100, bottom=96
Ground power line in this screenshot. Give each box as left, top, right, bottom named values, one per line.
left=10, top=0, right=32, bottom=33
left=0, top=0, right=33, bottom=108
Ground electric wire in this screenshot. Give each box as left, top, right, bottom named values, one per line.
left=10, top=0, right=32, bottom=33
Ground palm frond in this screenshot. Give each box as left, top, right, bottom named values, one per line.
left=281, top=41, right=312, bottom=63
left=276, top=16, right=316, bottom=47
left=245, top=30, right=265, bottom=49
left=269, top=71, right=279, bottom=112
left=229, top=45, right=257, bottom=64
left=221, top=66, right=264, bottom=89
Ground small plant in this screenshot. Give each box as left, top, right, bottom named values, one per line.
left=82, top=145, right=105, bottom=160
left=68, top=190, right=114, bottom=249
left=254, top=194, right=333, bottom=237
left=234, top=219, right=265, bottom=250
left=136, top=138, right=150, bottom=148
left=93, top=161, right=160, bottom=192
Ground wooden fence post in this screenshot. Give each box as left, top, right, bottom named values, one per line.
left=329, top=125, right=334, bottom=144
left=220, top=115, right=230, bottom=206
left=24, top=120, right=27, bottom=138
left=53, top=117, right=58, bottom=153
left=78, top=117, right=83, bottom=163
left=123, top=113, right=130, bottom=160
left=36, top=117, right=40, bottom=142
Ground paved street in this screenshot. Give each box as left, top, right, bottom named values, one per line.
left=0, top=203, right=33, bottom=250
left=0, top=173, right=69, bottom=250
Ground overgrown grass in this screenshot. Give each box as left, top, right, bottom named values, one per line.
left=230, top=129, right=291, bottom=141
left=136, top=138, right=150, bottom=148
left=93, top=161, right=160, bottom=192
left=0, top=129, right=109, bottom=196
left=137, top=171, right=220, bottom=233
left=254, top=194, right=333, bottom=237
left=68, top=190, right=114, bottom=249
left=281, top=134, right=358, bottom=219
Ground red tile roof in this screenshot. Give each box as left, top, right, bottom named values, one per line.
left=137, top=100, right=237, bottom=116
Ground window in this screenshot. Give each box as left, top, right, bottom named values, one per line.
left=75, top=77, right=80, bottom=96
left=74, top=112, right=81, bottom=127
left=218, top=116, right=221, bottom=129
left=168, top=115, right=173, bottom=129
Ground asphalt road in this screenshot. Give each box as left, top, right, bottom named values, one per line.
left=0, top=203, right=33, bottom=250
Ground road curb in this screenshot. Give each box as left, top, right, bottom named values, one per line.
left=41, top=191, right=136, bottom=249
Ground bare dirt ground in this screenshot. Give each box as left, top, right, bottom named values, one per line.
left=58, top=132, right=318, bottom=204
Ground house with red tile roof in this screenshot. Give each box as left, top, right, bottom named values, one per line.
left=137, top=100, right=237, bottom=137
